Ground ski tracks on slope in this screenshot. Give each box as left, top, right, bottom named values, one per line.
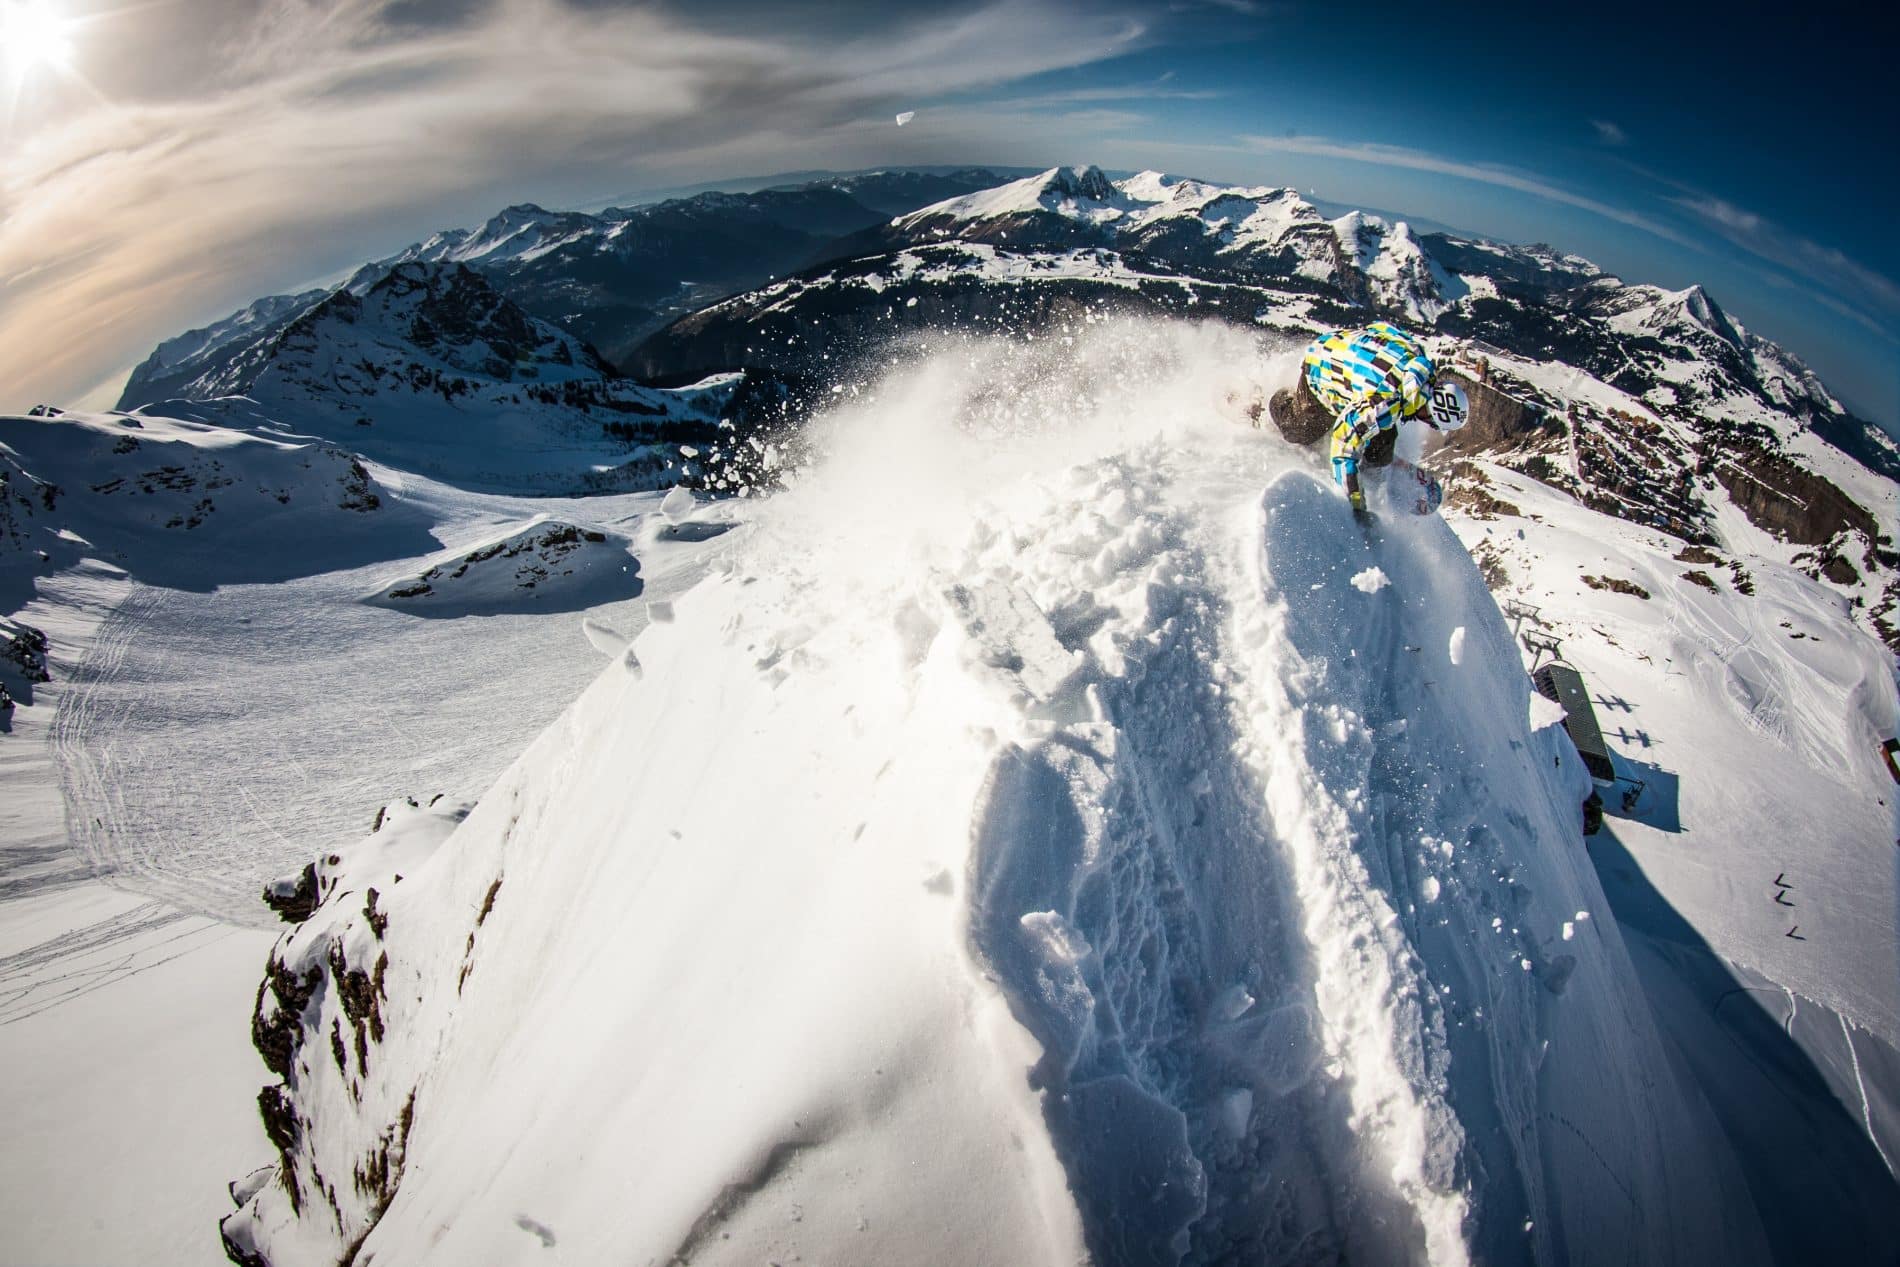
left=1221, top=473, right=1474, bottom=1265
left=49, top=583, right=194, bottom=906
left=962, top=444, right=1466, bottom=1265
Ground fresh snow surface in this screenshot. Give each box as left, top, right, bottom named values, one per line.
left=0, top=556, right=275, bottom=1267
left=0, top=438, right=746, bottom=1263
left=230, top=322, right=1772, bottom=1266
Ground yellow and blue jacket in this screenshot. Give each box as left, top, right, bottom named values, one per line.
left=1301, top=321, right=1435, bottom=489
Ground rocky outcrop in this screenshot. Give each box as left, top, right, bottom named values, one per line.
left=224, top=797, right=468, bottom=1267
left=1708, top=447, right=1878, bottom=547
left=1431, top=371, right=1562, bottom=454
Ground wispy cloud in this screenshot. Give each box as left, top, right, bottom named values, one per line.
left=983, top=80, right=1222, bottom=109
left=1669, top=193, right=1900, bottom=329
left=1590, top=119, right=1626, bottom=146
left=1238, top=133, right=1702, bottom=249
left=0, top=0, right=1149, bottom=406
left=1168, top=0, right=1274, bottom=13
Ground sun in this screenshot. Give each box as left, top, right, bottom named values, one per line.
left=1, top=0, right=77, bottom=80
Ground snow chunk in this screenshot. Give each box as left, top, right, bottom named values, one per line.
left=1213, top=983, right=1256, bottom=1020
left=1421, top=874, right=1442, bottom=904
left=1020, top=910, right=1091, bottom=963
left=1528, top=691, right=1568, bottom=731
left=1448, top=625, right=1467, bottom=665
left=660, top=485, right=696, bottom=522
left=582, top=617, right=631, bottom=658
left=1350, top=566, right=1390, bottom=594
left=895, top=111, right=915, bottom=126
left=1562, top=922, right=1576, bottom=941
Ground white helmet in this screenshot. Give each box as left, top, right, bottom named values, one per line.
left=1426, top=380, right=1469, bottom=432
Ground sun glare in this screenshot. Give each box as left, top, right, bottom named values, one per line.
left=1, top=0, right=76, bottom=79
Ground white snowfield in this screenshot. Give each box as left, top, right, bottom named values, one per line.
left=228, top=325, right=1781, bottom=1266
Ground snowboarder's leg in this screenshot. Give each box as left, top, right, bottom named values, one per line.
left=1363, top=425, right=1397, bottom=468
left=1267, top=376, right=1333, bottom=446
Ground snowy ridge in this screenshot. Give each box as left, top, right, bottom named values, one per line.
left=0, top=409, right=408, bottom=593
left=225, top=324, right=1765, bottom=1266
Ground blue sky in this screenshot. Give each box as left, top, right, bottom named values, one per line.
left=2, top=0, right=1894, bottom=429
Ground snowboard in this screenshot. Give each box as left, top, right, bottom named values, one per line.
left=1373, top=458, right=1442, bottom=516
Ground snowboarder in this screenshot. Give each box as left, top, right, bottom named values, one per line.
left=1267, top=321, right=1469, bottom=514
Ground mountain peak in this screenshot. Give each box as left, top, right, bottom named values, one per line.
left=1041, top=164, right=1115, bottom=201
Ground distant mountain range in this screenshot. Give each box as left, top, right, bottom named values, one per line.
left=108, top=164, right=1900, bottom=649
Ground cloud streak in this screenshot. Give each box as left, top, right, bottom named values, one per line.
left=0, top=0, right=1148, bottom=406
left=1668, top=193, right=1900, bottom=331
left=1239, top=132, right=1701, bottom=250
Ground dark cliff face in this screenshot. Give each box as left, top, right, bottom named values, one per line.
left=362, top=263, right=615, bottom=381
left=1710, top=448, right=1880, bottom=548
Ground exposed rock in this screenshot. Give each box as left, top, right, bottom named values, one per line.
left=1582, top=575, right=1651, bottom=600
left=1711, top=447, right=1877, bottom=546
left=262, top=863, right=320, bottom=924
left=1, top=621, right=51, bottom=683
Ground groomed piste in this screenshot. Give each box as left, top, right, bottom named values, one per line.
left=226, top=322, right=1772, bottom=1266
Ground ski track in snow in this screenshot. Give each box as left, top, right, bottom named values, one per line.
left=44, top=482, right=730, bottom=927
left=1843, top=1010, right=1898, bottom=1180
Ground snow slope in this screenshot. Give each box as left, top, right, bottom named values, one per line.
left=1441, top=455, right=1900, bottom=1251
left=0, top=554, right=277, bottom=1267
left=227, top=323, right=1769, bottom=1266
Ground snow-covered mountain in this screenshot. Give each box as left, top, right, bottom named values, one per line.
left=177, top=260, right=615, bottom=403
left=364, top=519, right=639, bottom=615
left=11, top=164, right=1895, bottom=1266
left=118, top=260, right=741, bottom=492
left=119, top=170, right=1014, bottom=405
left=222, top=328, right=1822, bottom=1265
left=126, top=289, right=332, bottom=406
